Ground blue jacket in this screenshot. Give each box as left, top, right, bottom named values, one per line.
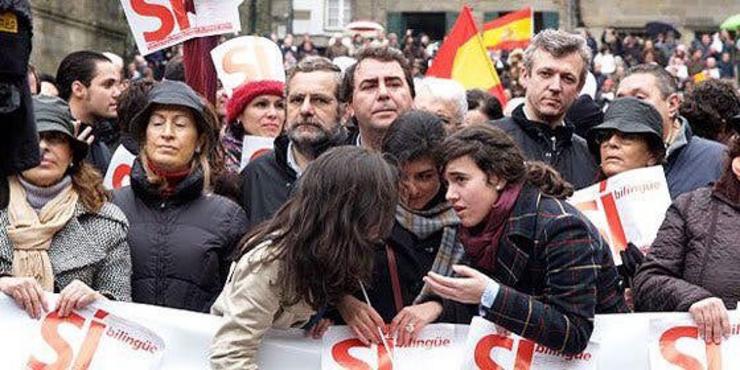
left=665, top=119, right=726, bottom=199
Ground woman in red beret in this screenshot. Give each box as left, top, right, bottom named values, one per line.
left=221, top=80, right=286, bottom=173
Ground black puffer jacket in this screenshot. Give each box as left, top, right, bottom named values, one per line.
left=494, top=105, right=598, bottom=190
left=239, top=135, right=296, bottom=230
left=113, top=160, right=247, bottom=312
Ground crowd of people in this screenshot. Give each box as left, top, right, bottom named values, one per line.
left=1, top=15, right=739, bottom=370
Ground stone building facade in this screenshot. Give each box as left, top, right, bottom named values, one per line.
left=29, top=0, right=129, bottom=75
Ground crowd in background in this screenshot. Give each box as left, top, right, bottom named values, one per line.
left=4, top=12, right=740, bottom=369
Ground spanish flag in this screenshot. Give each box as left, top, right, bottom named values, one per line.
left=426, top=6, right=507, bottom=106
left=482, top=7, right=533, bottom=51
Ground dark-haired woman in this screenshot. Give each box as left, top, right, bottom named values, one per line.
left=1, top=96, right=131, bottom=319
left=422, top=125, right=627, bottom=355
left=587, top=97, right=666, bottom=179
left=209, top=146, right=398, bottom=369
left=336, top=110, right=461, bottom=346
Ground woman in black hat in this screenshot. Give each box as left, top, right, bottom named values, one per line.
left=112, top=80, right=247, bottom=313
left=0, top=95, right=132, bottom=319
left=588, top=97, right=667, bottom=179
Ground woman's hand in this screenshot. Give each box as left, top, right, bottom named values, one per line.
left=0, top=276, right=49, bottom=319
left=689, top=297, right=731, bottom=344
left=306, top=318, right=334, bottom=340
left=389, top=301, right=443, bottom=346
left=57, top=280, right=104, bottom=317
left=336, top=295, right=384, bottom=345
left=423, top=265, right=491, bottom=304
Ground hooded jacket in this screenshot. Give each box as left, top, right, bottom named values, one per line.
left=112, top=160, right=247, bottom=312
left=494, top=105, right=598, bottom=190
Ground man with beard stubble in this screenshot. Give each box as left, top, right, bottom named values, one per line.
left=239, top=57, right=346, bottom=229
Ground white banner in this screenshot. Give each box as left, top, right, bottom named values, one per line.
left=461, top=316, right=598, bottom=370
left=120, top=0, right=242, bottom=56
left=649, top=316, right=740, bottom=370
left=321, top=324, right=464, bottom=370
left=2, top=294, right=738, bottom=369
left=240, top=135, right=275, bottom=171
left=210, top=36, right=285, bottom=95
left=103, top=145, right=136, bottom=190
left=568, top=166, right=672, bottom=264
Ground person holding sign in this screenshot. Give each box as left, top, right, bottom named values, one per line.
left=222, top=79, right=286, bottom=173
left=587, top=97, right=667, bottom=179
left=633, top=132, right=740, bottom=344
left=112, top=81, right=247, bottom=313
left=335, top=111, right=460, bottom=346
left=421, top=125, right=627, bottom=355
left=0, top=96, right=131, bottom=319
left=209, top=146, right=398, bottom=369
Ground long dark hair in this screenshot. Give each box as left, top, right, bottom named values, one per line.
left=235, top=146, right=399, bottom=309
left=441, top=125, right=574, bottom=198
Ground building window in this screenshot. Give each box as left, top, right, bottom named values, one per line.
left=325, top=0, right=351, bottom=30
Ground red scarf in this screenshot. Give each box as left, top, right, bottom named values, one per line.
left=146, top=159, right=192, bottom=197
left=459, top=182, right=524, bottom=273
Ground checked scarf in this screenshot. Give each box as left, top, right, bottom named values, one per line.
left=393, top=201, right=465, bottom=304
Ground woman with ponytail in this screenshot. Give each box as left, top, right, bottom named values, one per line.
left=420, top=125, right=627, bottom=355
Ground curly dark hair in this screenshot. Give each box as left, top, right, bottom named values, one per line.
left=116, top=79, right=157, bottom=135
left=235, top=146, right=399, bottom=309
left=382, top=110, right=446, bottom=167
left=442, top=125, right=574, bottom=198
left=680, top=79, right=740, bottom=144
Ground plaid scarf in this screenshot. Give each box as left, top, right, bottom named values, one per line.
left=220, top=124, right=243, bottom=174
left=394, top=201, right=465, bottom=304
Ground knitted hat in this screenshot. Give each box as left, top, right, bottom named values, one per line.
left=226, top=80, right=284, bottom=124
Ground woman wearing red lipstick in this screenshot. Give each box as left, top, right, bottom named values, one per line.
left=422, top=125, right=627, bottom=355
left=221, top=80, right=286, bottom=173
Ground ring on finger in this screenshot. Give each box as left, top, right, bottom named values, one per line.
left=405, top=322, right=415, bottom=333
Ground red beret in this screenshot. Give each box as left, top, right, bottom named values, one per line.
left=226, top=80, right=285, bottom=124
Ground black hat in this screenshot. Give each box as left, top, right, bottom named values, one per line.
left=588, top=97, right=665, bottom=160
left=33, top=95, right=88, bottom=163
left=129, top=80, right=212, bottom=142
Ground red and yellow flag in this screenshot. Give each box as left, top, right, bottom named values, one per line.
left=482, top=7, right=533, bottom=51
left=426, top=6, right=507, bottom=106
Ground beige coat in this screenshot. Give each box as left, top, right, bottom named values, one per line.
left=209, top=241, right=315, bottom=370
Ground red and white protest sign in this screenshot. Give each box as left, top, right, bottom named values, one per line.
left=461, top=317, right=598, bottom=370
left=567, top=166, right=671, bottom=264
left=120, top=0, right=242, bottom=56
left=210, top=36, right=285, bottom=94
left=103, top=145, right=137, bottom=190
left=321, top=324, right=463, bottom=369
left=2, top=295, right=164, bottom=369
left=649, top=316, right=740, bottom=370
left=240, top=135, right=275, bottom=171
